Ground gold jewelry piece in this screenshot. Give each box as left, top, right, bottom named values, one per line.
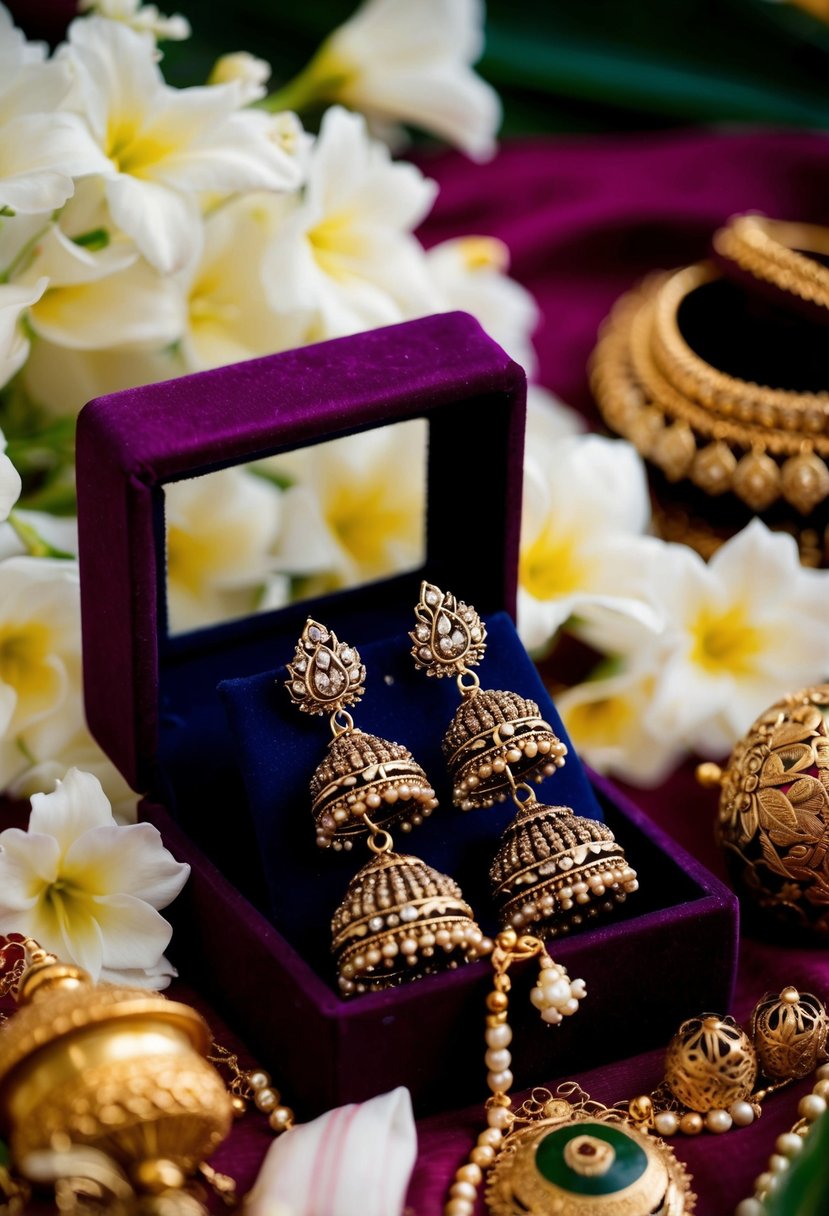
left=626, top=987, right=828, bottom=1140
left=410, top=583, right=567, bottom=809
left=714, top=214, right=829, bottom=314
left=591, top=262, right=829, bottom=515
left=410, top=582, right=638, bottom=936
left=698, top=683, right=829, bottom=939
left=0, top=938, right=232, bottom=1215
left=207, top=1042, right=295, bottom=1135
left=287, top=619, right=438, bottom=849
left=444, top=930, right=695, bottom=1216
left=284, top=618, right=490, bottom=995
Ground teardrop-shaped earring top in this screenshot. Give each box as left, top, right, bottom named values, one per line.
left=410, top=583, right=567, bottom=809
left=287, top=619, right=438, bottom=849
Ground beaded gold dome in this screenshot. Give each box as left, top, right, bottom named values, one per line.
left=750, top=986, right=829, bottom=1081
left=443, top=688, right=567, bottom=810
left=664, top=1015, right=756, bottom=1114
left=331, top=851, right=489, bottom=995
left=0, top=947, right=231, bottom=1175
left=309, top=729, right=438, bottom=849
left=489, top=804, right=638, bottom=936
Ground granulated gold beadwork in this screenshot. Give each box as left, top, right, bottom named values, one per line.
left=443, top=688, right=567, bottom=810
left=309, top=729, right=437, bottom=849
left=331, top=851, right=488, bottom=995
left=489, top=804, right=638, bottom=937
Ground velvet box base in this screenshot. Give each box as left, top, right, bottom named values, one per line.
left=149, top=771, right=737, bottom=1119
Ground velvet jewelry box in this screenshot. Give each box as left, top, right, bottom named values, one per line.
left=75, top=312, right=738, bottom=1118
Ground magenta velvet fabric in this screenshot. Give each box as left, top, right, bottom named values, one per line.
left=405, top=130, right=829, bottom=1215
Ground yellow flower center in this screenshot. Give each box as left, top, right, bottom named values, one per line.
left=166, top=523, right=224, bottom=597
left=325, top=481, right=419, bottom=578
left=564, top=690, right=637, bottom=749
left=0, top=622, right=50, bottom=695
left=106, top=116, right=174, bottom=177
left=519, top=523, right=594, bottom=602
left=457, top=236, right=510, bottom=273
left=308, top=213, right=364, bottom=280
left=189, top=274, right=241, bottom=326
left=689, top=602, right=763, bottom=675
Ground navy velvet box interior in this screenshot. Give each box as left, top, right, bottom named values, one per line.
left=219, top=611, right=606, bottom=980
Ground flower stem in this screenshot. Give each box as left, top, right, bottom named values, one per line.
left=260, top=45, right=352, bottom=114
left=8, top=510, right=73, bottom=559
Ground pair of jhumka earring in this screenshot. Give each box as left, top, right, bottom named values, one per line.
left=284, top=582, right=638, bottom=995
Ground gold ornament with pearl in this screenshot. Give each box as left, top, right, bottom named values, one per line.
left=490, top=801, right=638, bottom=936
left=331, top=850, right=490, bottom=995
left=410, top=583, right=567, bottom=809
left=286, top=619, right=438, bottom=849
left=285, top=618, right=488, bottom=993
left=750, top=986, right=828, bottom=1081
left=0, top=941, right=231, bottom=1212
left=664, top=1014, right=757, bottom=1114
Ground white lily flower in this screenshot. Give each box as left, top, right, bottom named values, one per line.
left=0, top=767, right=188, bottom=987
left=59, top=17, right=301, bottom=273
left=179, top=193, right=312, bottom=373
left=0, top=276, right=47, bottom=389
left=22, top=342, right=182, bottom=418
left=642, top=519, right=829, bottom=757
left=517, top=434, right=661, bottom=655
left=305, top=0, right=501, bottom=160
left=17, top=224, right=183, bottom=353
left=557, top=663, right=685, bottom=788
left=0, top=556, right=81, bottom=749
left=263, top=106, right=439, bottom=339
left=270, top=418, right=427, bottom=593
left=426, top=235, right=538, bottom=375
left=0, top=5, right=110, bottom=216
left=0, top=427, right=20, bottom=522
left=78, top=0, right=191, bottom=41
left=209, top=51, right=272, bottom=104
left=164, top=466, right=286, bottom=633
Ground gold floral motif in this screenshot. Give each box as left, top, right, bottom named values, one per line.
left=409, top=581, right=487, bottom=677
left=716, top=685, right=829, bottom=936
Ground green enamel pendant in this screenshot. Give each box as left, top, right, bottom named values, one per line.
left=486, top=1104, right=694, bottom=1215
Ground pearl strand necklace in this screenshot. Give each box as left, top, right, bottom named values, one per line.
left=735, top=1061, right=829, bottom=1216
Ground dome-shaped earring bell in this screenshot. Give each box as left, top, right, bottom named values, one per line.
left=490, top=798, right=638, bottom=936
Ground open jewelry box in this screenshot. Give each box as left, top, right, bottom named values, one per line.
left=75, top=312, right=738, bottom=1118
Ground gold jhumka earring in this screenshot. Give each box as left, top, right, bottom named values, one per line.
left=410, top=583, right=638, bottom=938
left=285, top=618, right=491, bottom=995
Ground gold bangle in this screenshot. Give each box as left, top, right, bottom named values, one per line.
left=713, top=213, right=829, bottom=313
left=590, top=262, right=829, bottom=514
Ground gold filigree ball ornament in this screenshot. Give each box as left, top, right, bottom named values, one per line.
left=698, top=683, right=829, bottom=940
left=627, top=986, right=828, bottom=1141
left=0, top=940, right=232, bottom=1214
left=410, top=583, right=638, bottom=938
left=284, top=618, right=491, bottom=995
